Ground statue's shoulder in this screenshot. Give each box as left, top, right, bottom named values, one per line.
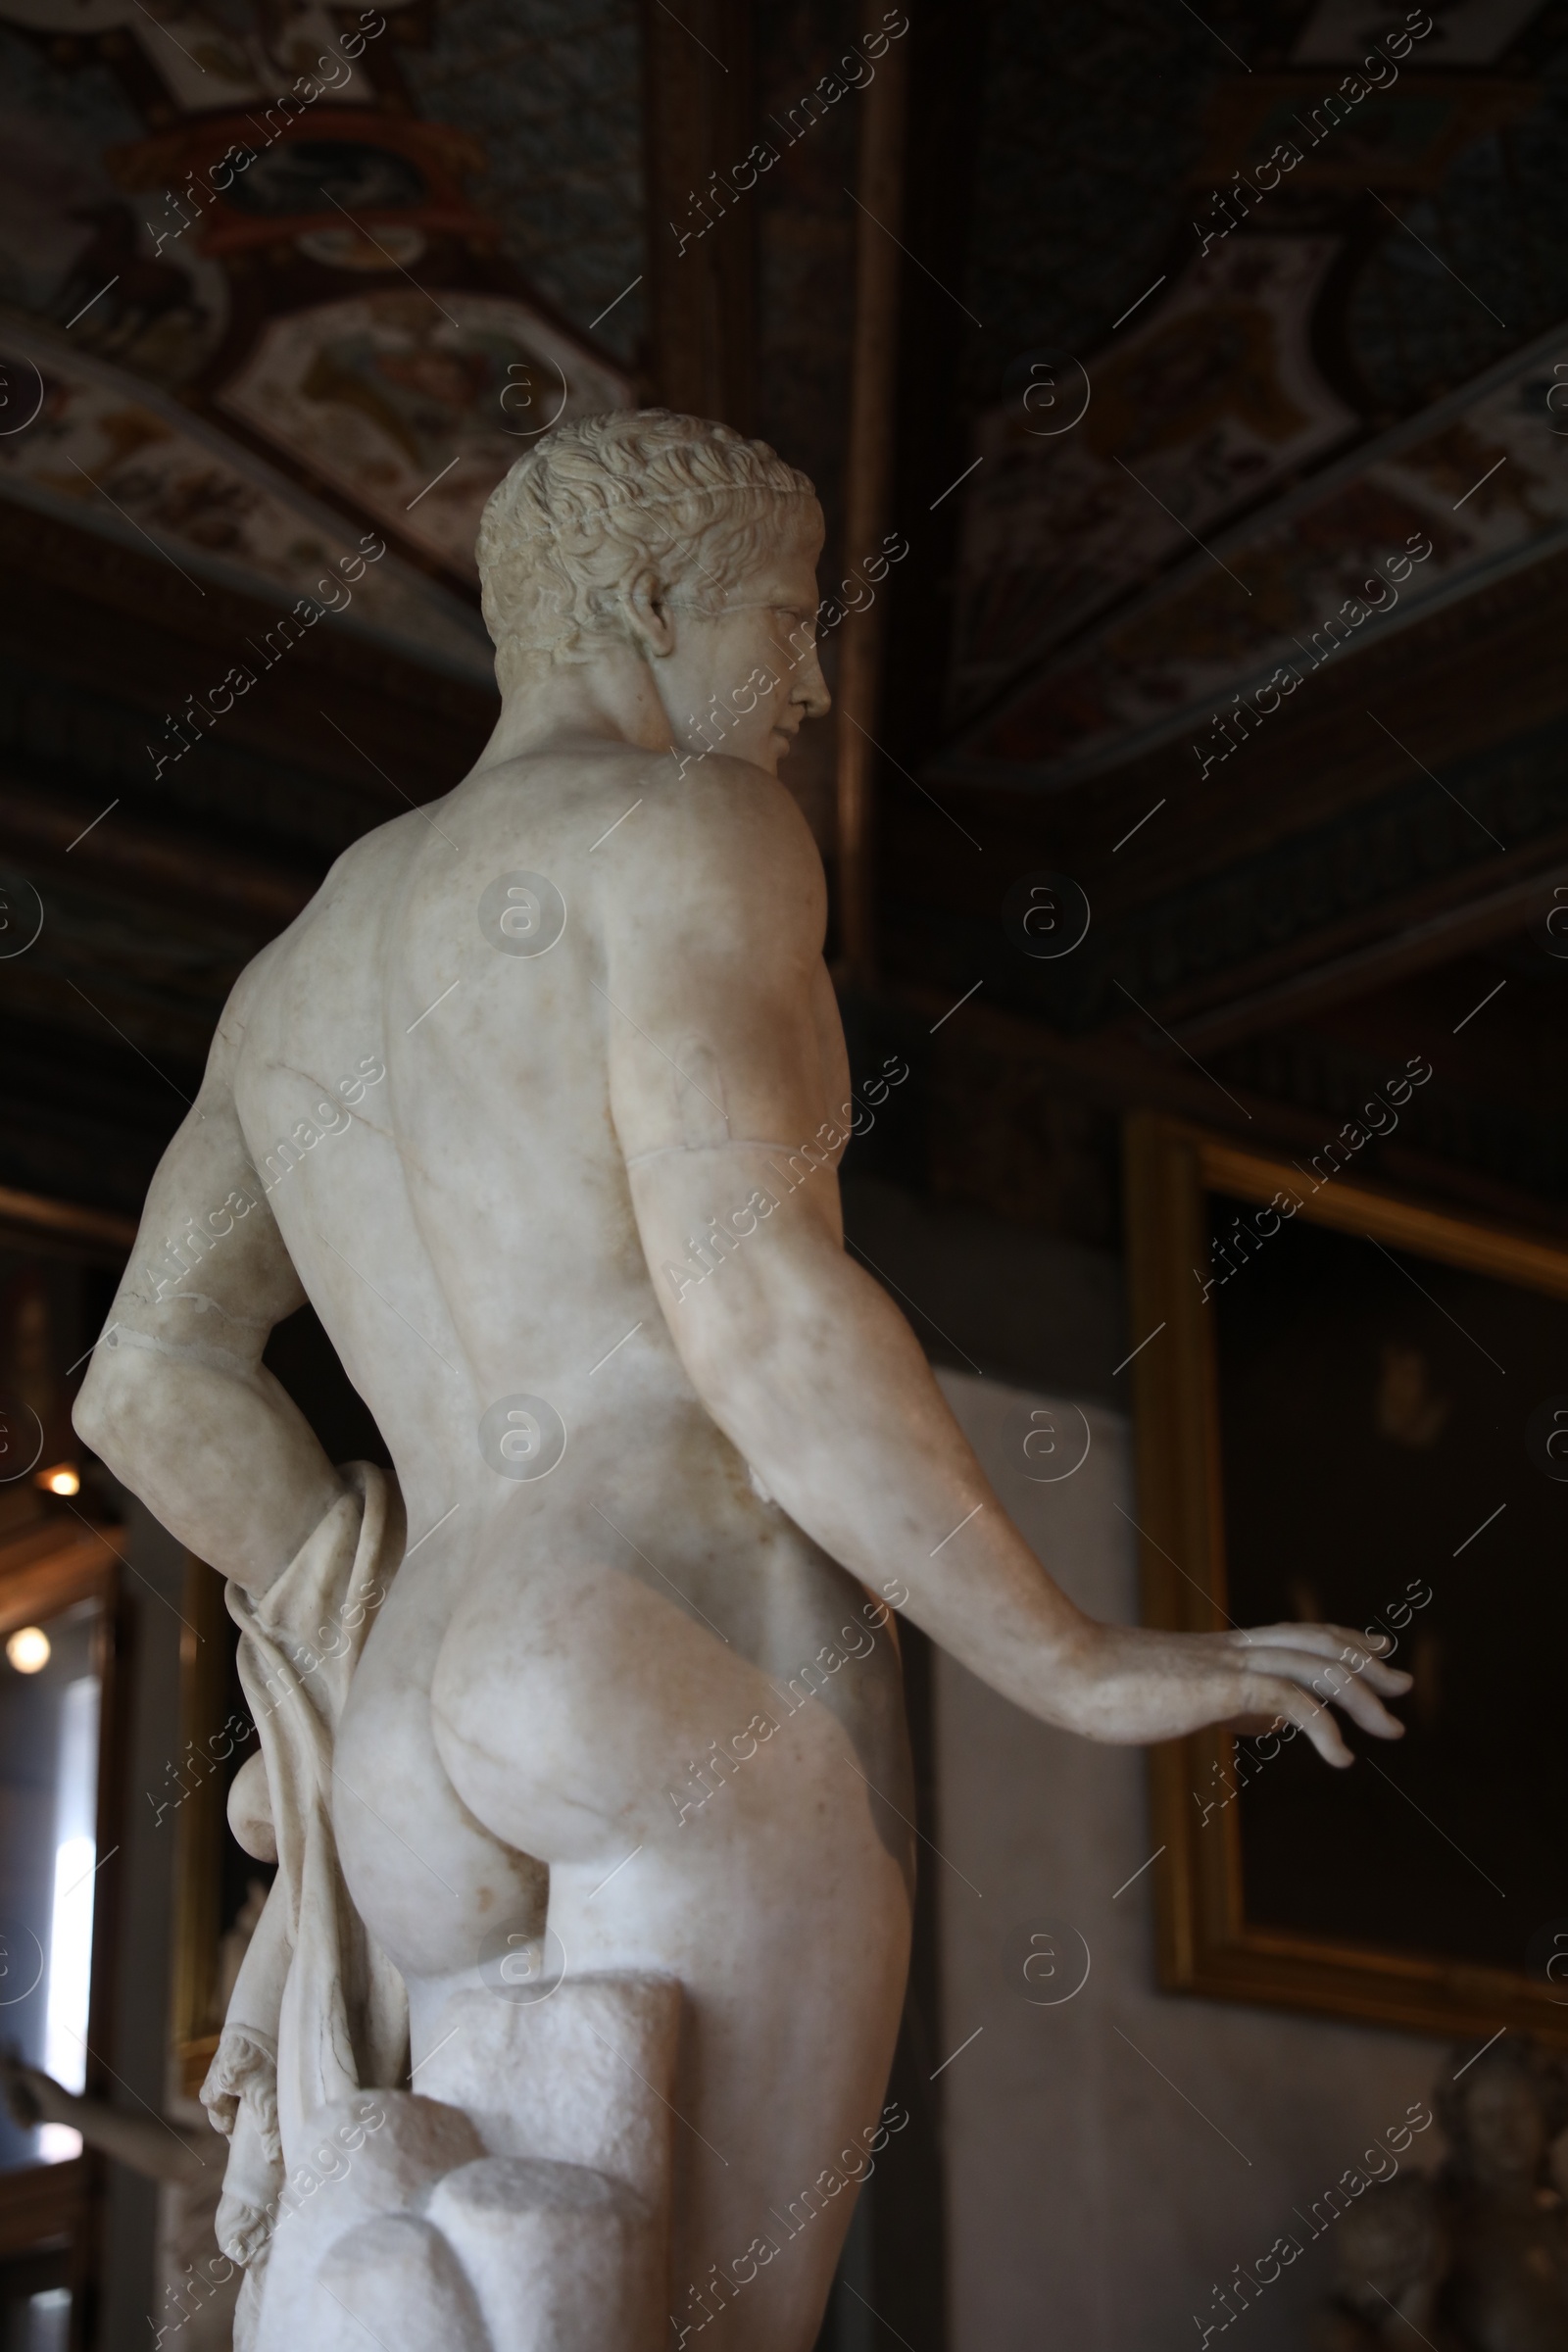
left=443, top=745, right=824, bottom=947
left=214, top=805, right=427, bottom=1068
left=627, top=754, right=823, bottom=894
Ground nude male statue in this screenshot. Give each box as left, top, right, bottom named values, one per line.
left=75, top=410, right=1409, bottom=2352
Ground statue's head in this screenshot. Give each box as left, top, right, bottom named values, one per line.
left=477, top=410, right=829, bottom=776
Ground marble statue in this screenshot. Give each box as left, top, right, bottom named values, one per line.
left=74, top=409, right=1411, bottom=2352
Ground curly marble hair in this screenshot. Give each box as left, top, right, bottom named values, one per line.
left=476, top=409, right=820, bottom=686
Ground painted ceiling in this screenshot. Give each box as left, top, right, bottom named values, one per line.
left=941, top=0, right=1568, bottom=782
left=0, top=0, right=879, bottom=1228
left=3, top=0, right=1568, bottom=1238
left=0, top=0, right=642, bottom=670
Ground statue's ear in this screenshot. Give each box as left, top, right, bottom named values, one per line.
left=623, top=566, right=676, bottom=660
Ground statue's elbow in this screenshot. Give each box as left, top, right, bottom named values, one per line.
left=72, top=1355, right=142, bottom=1480
left=72, top=1379, right=110, bottom=1459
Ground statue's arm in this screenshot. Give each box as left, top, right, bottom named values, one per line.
left=607, top=762, right=1408, bottom=1759
left=74, top=994, right=346, bottom=1594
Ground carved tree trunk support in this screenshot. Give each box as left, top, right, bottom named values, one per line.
left=254, top=1974, right=680, bottom=2351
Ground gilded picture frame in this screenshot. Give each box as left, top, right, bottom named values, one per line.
left=1124, top=1109, right=1568, bottom=2045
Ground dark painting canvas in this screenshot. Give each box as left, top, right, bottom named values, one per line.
left=1210, top=1191, right=1568, bottom=1980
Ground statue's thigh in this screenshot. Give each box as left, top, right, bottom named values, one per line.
left=583, top=1785, right=909, bottom=2352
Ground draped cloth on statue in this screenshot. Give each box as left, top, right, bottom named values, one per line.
left=200, top=1462, right=410, bottom=2287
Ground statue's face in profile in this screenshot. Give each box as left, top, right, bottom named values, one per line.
left=655, top=516, right=830, bottom=779
left=1463, top=2067, right=1547, bottom=2187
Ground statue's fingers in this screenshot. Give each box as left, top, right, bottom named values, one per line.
left=1243, top=1673, right=1352, bottom=1767
left=1229, top=1623, right=1410, bottom=1694
left=1244, top=1648, right=1404, bottom=1741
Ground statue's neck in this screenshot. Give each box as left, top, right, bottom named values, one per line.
left=473, top=649, right=672, bottom=777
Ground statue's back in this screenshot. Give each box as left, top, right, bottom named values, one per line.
left=228, top=743, right=686, bottom=1538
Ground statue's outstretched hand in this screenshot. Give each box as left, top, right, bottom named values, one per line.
left=1057, top=1621, right=1410, bottom=1765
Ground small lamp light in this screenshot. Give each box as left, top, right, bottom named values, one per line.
left=6, top=1627, right=51, bottom=1674
left=35, top=1465, right=80, bottom=1498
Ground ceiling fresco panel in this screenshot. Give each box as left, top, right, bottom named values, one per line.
left=217, top=285, right=631, bottom=577
left=945, top=324, right=1568, bottom=788
left=950, top=233, right=1357, bottom=724
left=0, top=320, right=494, bottom=673
left=934, top=0, right=1568, bottom=790
left=0, top=0, right=644, bottom=636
